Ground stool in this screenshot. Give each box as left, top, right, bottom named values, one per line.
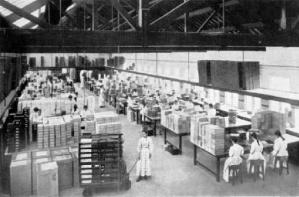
left=228, top=164, right=243, bottom=185
left=249, top=160, right=265, bottom=181
left=274, top=156, right=289, bottom=175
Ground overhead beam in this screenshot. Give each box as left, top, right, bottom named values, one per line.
left=196, top=10, right=217, bottom=32
left=0, top=0, right=51, bottom=28
left=149, top=0, right=195, bottom=31
left=109, top=0, right=140, bottom=31
left=5, top=0, right=47, bottom=23
left=177, top=0, right=239, bottom=20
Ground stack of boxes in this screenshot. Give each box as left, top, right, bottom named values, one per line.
left=37, top=124, right=44, bottom=149
left=190, top=118, right=225, bottom=155
left=72, top=115, right=81, bottom=143
left=60, top=122, right=67, bottom=146
left=55, top=123, right=61, bottom=147
left=51, top=148, right=73, bottom=191
left=96, top=122, right=122, bottom=134
left=49, top=124, right=55, bottom=148
left=43, top=125, right=49, bottom=148
left=161, top=110, right=191, bottom=134
left=36, top=161, right=59, bottom=197
left=84, top=121, right=96, bottom=135
left=31, top=150, right=51, bottom=195
left=10, top=152, right=32, bottom=197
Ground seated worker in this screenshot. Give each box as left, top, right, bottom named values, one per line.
left=269, top=130, right=288, bottom=168
left=207, top=103, right=217, bottom=117
left=223, top=137, right=244, bottom=182
left=247, top=132, right=266, bottom=175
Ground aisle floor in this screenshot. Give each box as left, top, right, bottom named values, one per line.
left=61, top=106, right=299, bottom=197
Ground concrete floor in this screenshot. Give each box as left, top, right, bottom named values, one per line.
left=60, top=109, right=299, bottom=197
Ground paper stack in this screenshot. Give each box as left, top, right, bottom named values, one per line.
left=96, top=122, right=122, bottom=134
left=85, top=121, right=96, bottom=134
left=43, top=125, right=49, bottom=148
left=49, top=125, right=55, bottom=148
left=55, top=124, right=61, bottom=147
left=37, top=124, right=44, bottom=149
left=60, top=123, right=67, bottom=146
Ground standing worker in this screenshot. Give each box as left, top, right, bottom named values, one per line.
left=136, top=130, right=153, bottom=182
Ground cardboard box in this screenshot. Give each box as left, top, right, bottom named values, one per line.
left=53, top=154, right=73, bottom=190
left=32, top=157, right=51, bottom=194
left=37, top=162, right=59, bottom=197
left=10, top=159, right=32, bottom=197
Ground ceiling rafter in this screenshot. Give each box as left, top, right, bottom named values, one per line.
left=109, top=0, right=139, bottom=31
left=0, top=0, right=51, bottom=28
left=5, top=0, right=47, bottom=23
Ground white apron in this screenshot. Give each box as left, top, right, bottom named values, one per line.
left=136, top=137, right=153, bottom=177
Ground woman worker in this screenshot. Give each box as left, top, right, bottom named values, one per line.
left=269, top=130, right=288, bottom=169
left=223, top=137, right=244, bottom=182
left=247, top=132, right=266, bottom=175
left=136, top=130, right=154, bottom=182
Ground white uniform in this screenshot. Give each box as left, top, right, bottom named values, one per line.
left=98, top=89, right=105, bottom=107
left=247, top=140, right=266, bottom=173
left=136, top=137, right=153, bottom=177
left=207, top=108, right=217, bottom=117
left=269, top=137, right=288, bottom=168
left=223, top=143, right=244, bottom=182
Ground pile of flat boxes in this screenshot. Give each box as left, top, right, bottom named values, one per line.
left=9, top=146, right=79, bottom=197
left=37, top=115, right=81, bottom=149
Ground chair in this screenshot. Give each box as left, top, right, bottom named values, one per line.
left=249, top=160, right=265, bottom=181
left=274, top=156, right=289, bottom=175
left=228, top=164, right=243, bottom=185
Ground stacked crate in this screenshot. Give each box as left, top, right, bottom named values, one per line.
left=60, top=123, right=67, bottom=146
left=49, top=124, right=55, bottom=148
left=36, top=161, right=59, bottom=197
left=31, top=150, right=51, bottom=195
left=51, top=149, right=73, bottom=191
left=79, top=134, right=126, bottom=188
left=43, top=125, right=49, bottom=148
left=55, top=123, right=61, bottom=147
left=10, top=152, right=32, bottom=197
left=37, top=124, right=44, bottom=149
left=96, top=122, right=122, bottom=134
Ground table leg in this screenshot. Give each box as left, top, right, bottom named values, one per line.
left=179, top=135, right=182, bottom=154
left=216, top=157, right=221, bottom=182
left=164, top=128, right=167, bottom=144
left=194, top=145, right=197, bottom=165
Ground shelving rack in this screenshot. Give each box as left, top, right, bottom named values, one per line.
left=79, top=133, right=128, bottom=195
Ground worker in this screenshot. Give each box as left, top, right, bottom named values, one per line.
left=136, top=130, right=153, bottom=182
left=80, top=105, right=91, bottom=120
left=140, top=102, right=148, bottom=122
left=73, top=104, right=80, bottom=115
left=207, top=103, right=217, bottom=117
left=247, top=132, right=266, bottom=175
left=223, top=137, right=244, bottom=182
left=171, top=100, right=180, bottom=111
left=31, top=107, right=39, bottom=121
left=269, top=130, right=288, bottom=168
left=132, top=89, right=138, bottom=97
left=98, top=87, right=105, bottom=108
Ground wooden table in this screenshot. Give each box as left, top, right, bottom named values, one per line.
left=144, top=115, right=161, bottom=136
left=223, top=117, right=252, bottom=133
left=161, top=125, right=189, bottom=155
left=130, top=107, right=140, bottom=124
left=193, top=143, right=273, bottom=182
